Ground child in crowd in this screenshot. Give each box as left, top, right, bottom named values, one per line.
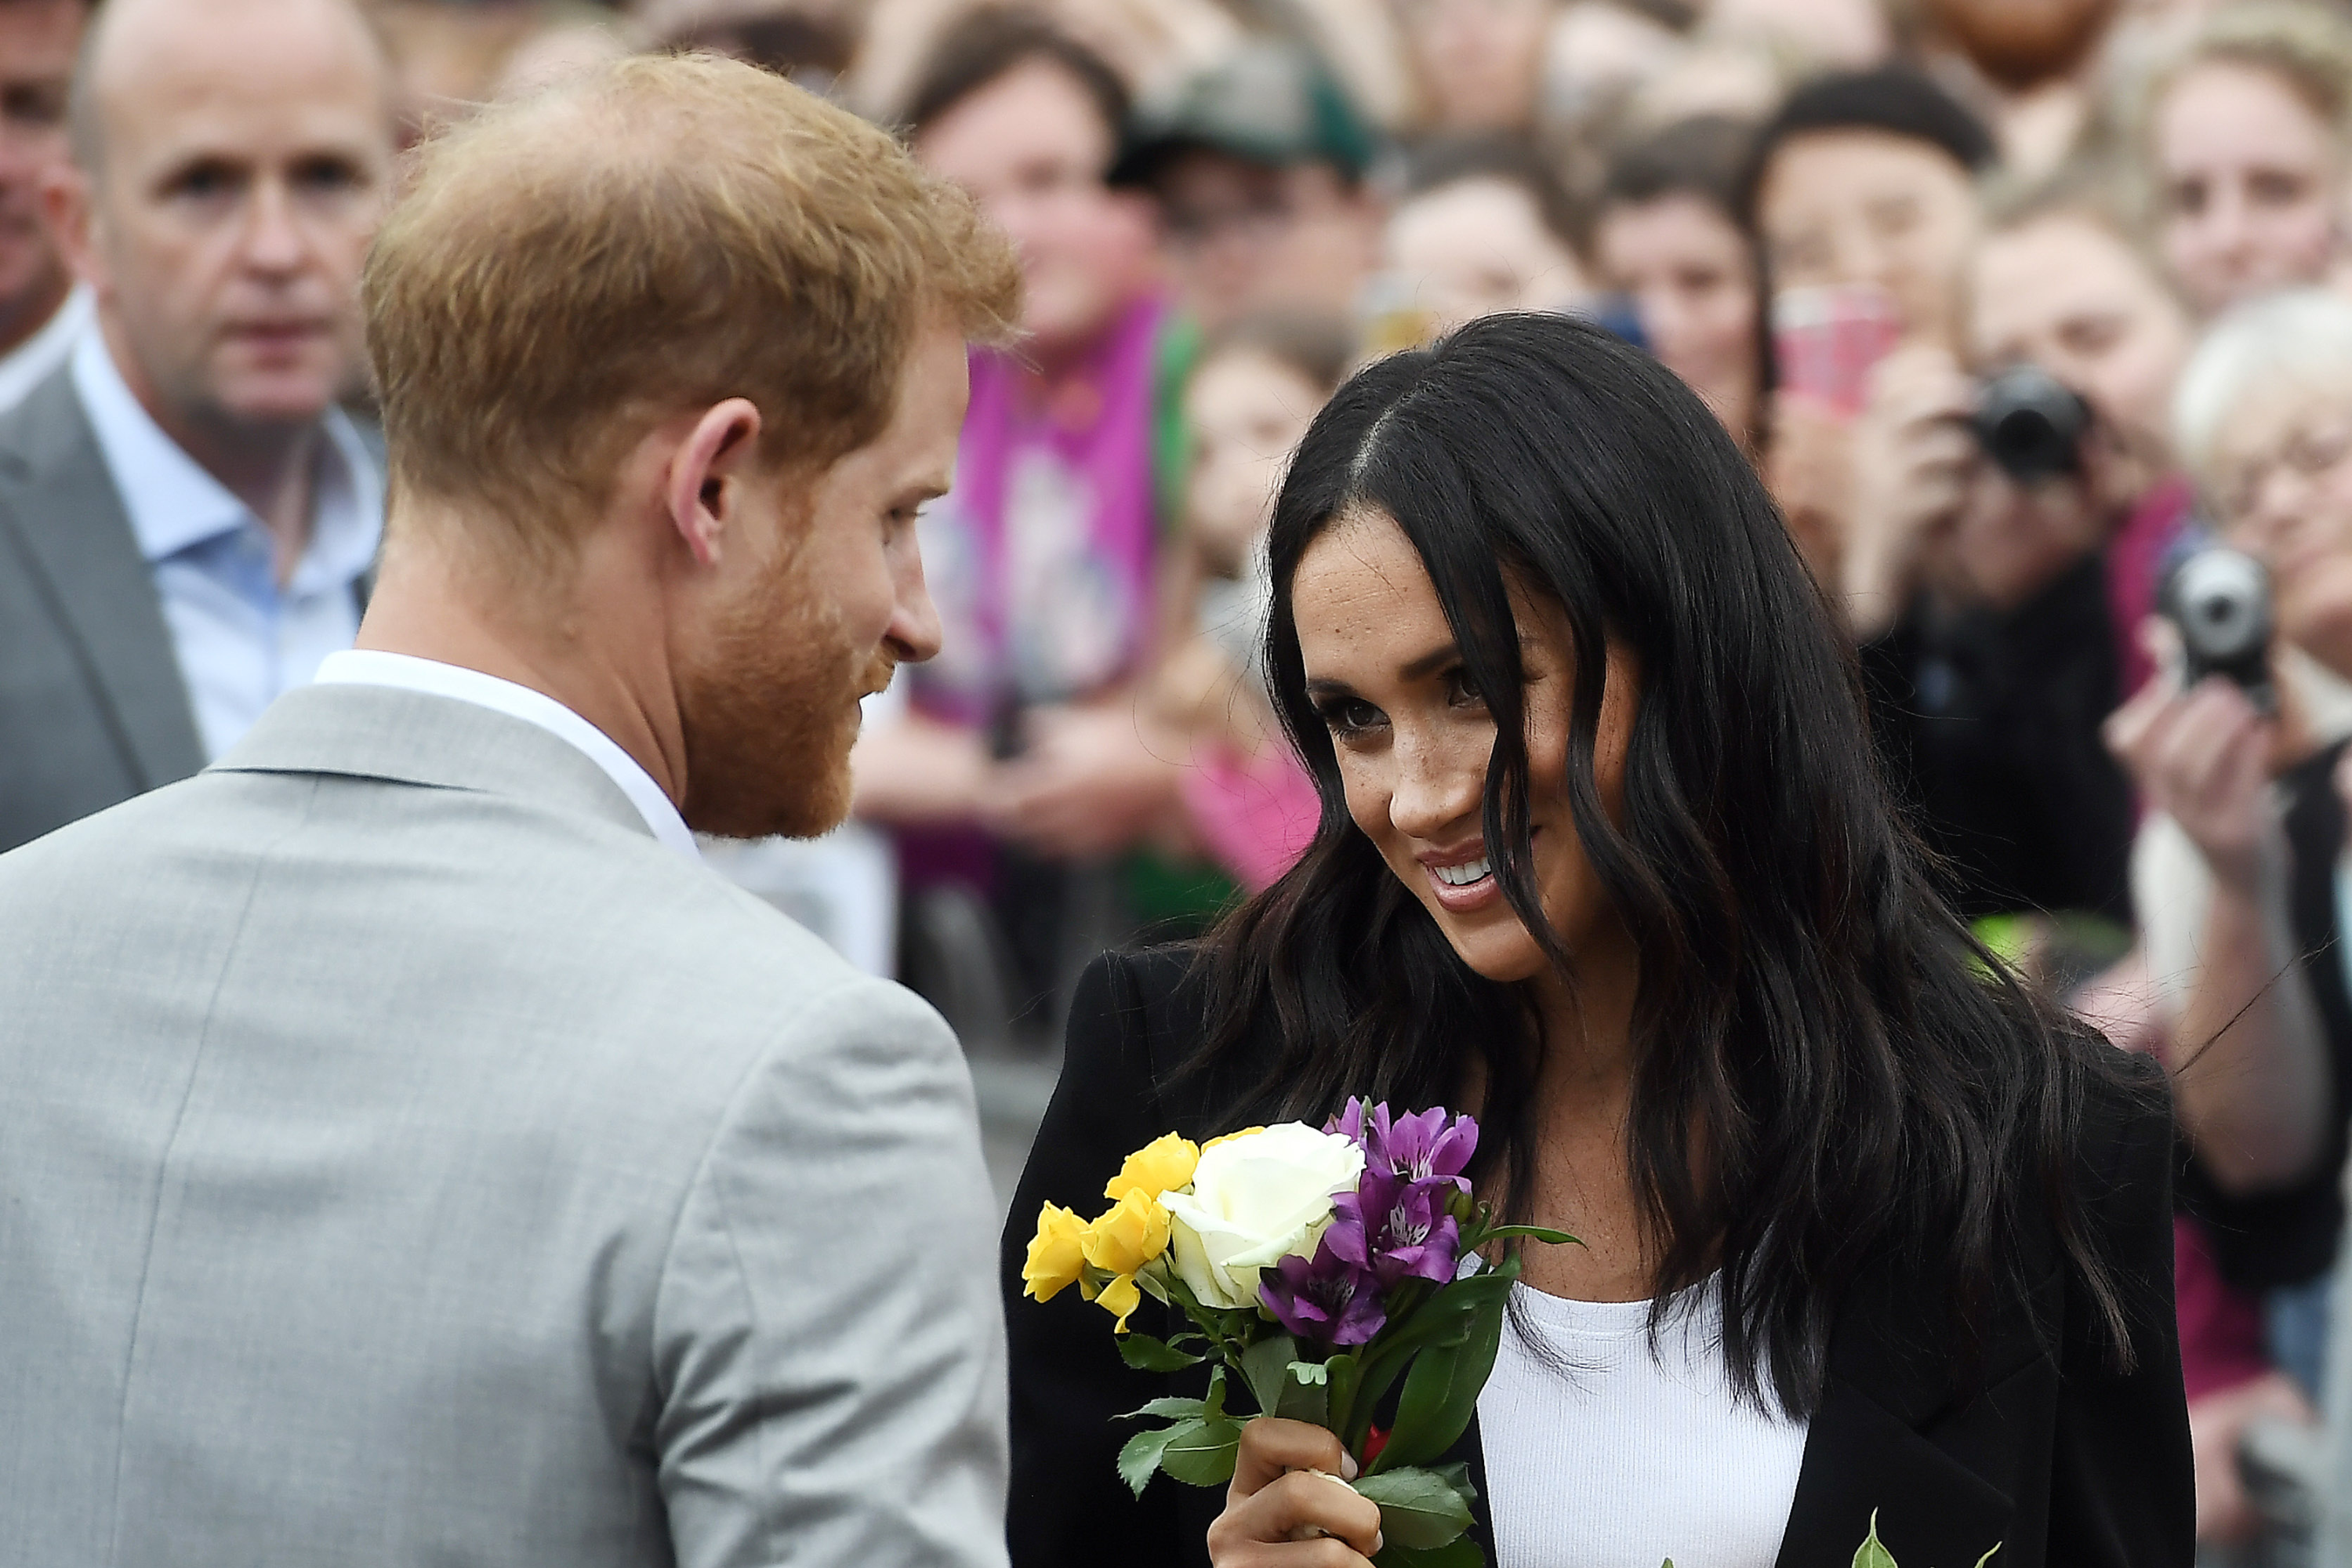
left=1154, top=312, right=1355, bottom=891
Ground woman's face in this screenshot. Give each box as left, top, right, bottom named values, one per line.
left=2207, top=368, right=2352, bottom=674
left=1395, top=0, right=1554, bottom=133
left=1384, top=176, right=1587, bottom=336
left=2154, top=60, right=2342, bottom=318
left=1289, top=507, right=1638, bottom=985
left=1595, top=193, right=1760, bottom=441
left=1755, top=128, right=1980, bottom=350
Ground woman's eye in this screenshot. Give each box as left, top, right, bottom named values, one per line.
left=1315, top=698, right=1383, bottom=737
left=1445, top=668, right=1485, bottom=708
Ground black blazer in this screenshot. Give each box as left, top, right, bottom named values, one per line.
left=1003, top=948, right=2193, bottom=1568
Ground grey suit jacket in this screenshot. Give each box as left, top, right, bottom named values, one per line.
left=0, top=682, right=1011, bottom=1567
left=0, top=365, right=205, bottom=853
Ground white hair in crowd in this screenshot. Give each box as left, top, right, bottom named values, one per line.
left=2173, top=287, right=2352, bottom=481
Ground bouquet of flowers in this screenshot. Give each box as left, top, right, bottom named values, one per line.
left=1021, top=1099, right=1573, bottom=1568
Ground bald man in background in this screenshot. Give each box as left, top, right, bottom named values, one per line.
left=0, top=0, right=390, bottom=852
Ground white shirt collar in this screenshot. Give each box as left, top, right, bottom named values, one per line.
left=312, top=649, right=702, bottom=862
left=71, top=325, right=381, bottom=591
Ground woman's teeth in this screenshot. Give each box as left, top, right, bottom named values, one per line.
left=1432, top=858, right=1492, bottom=887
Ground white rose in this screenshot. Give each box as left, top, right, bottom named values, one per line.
left=1157, top=1123, right=1367, bottom=1310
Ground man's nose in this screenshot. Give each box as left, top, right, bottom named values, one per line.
left=886, top=555, right=944, bottom=666
left=241, top=178, right=309, bottom=273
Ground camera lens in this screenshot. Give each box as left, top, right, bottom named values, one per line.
left=1973, top=365, right=2090, bottom=481
left=2171, top=549, right=2267, bottom=662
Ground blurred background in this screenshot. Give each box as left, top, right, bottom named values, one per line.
left=18, top=0, right=2352, bottom=1554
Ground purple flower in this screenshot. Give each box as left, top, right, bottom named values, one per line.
left=1332, top=1171, right=1461, bottom=1288
left=1260, top=1231, right=1387, bottom=1345
left=1326, top=1101, right=1479, bottom=1193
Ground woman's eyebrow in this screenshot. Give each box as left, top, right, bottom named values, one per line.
left=1396, top=642, right=1463, bottom=681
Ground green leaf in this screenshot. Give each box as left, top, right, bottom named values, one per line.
left=1273, top=1365, right=1329, bottom=1426
left=1374, top=1537, right=1486, bottom=1568
left=1116, top=1423, right=1183, bottom=1497
left=1973, top=1547, right=2003, bottom=1567
left=1159, top=1415, right=1246, bottom=1486
left=1352, top=1465, right=1477, bottom=1551
left=1372, top=1279, right=1509, bottom=1472
left=1853, top=1511, right=1897, bottom=1568
left=1476, top=1225, right=1582, bottom=1247
left=1117, top=1333, right=1205, bottom=1373
left=1115, top=1396, right=1207, bottom=1422
left=1241, top=1333, right=1301, bottom=1417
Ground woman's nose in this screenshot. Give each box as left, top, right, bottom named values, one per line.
left=1388, top=727, right=1485, bottom=842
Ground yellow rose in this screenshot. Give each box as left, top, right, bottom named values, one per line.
left=1022, top=1203, right=1089, bottom=1302
left=1105, top=1132, right=1201, bottom=1203
left=1095, top=1272, right=1144, bottom=1331
left=1081, top=1189, right=1171, bottom=1276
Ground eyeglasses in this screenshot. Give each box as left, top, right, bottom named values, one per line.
left=2215, top=416, right=2352, bottom=533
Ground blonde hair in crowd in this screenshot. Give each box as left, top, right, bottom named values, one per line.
left=2136, top=1, right=2352, bottom=161
left=363, top=51, right=1022, bottom=579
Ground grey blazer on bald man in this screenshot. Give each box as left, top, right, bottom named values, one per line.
left=0, top=681, right=1010, bottom=1566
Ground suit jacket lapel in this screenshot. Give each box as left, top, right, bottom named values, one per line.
left=0, top=369, right=202, bottom=789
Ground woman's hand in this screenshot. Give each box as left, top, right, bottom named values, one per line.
left=1205, top=1418, right=1385, bottom=1568
left=2105, top=654, right=2276, bottom=891
left=1841, top=345, right=1976, bottom=638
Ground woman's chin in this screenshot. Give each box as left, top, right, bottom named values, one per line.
left=1430, top=913, right=1549, bottom=985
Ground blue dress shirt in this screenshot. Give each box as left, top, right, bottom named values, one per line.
left=72, top=329, right=383, bottom=761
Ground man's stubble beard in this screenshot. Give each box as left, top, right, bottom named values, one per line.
left=675, top=534, right=894, bottom=842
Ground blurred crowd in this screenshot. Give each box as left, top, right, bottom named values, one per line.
left=16, top=0, right=2352, bottom=1552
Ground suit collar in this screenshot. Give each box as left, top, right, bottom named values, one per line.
left=0, top=365, right=205, bottom=789
left=211, top=681, right=661, bottom=848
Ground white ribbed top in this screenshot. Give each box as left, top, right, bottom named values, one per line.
left=1475, top=1279, right=1809, bottom=1567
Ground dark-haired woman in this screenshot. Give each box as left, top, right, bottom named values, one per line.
left=1001, top=314, right=2190, bottom=1568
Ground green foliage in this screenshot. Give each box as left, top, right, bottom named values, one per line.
left=1350, top=1465, right=1477, bottom=1551
left=1367, top=1269, right=1514, bottom=1472
left=1116, top=1333, right=1205, bottom=1373
left=1158, top=1417, right=1246, bottom=1486
left=1852, top=1511, right=2002, bottom=1568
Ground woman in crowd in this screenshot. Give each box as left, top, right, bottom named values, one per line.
left=1004, top=313, right=2190, bottom=1568
left=1737, top=66, right=1996, bottom=602
left=1593, top=113, right=1764, bottom=453
left=2140, top=0, right=2352, bottom=319
left=2110, top=288, right=2352, bottom=1417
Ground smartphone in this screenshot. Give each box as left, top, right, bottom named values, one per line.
left=1770, top=284, right=1902, bottom=419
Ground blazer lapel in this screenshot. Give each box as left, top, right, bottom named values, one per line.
left=1773, top=1254, right=2053, bottom=1568
left=0, top=369, right=203, bottom=789
left=1772, top=1370, right=2014, bottom=1568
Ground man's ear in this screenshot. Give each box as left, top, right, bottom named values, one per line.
left=41, top=167, right=103, bottom=294
left=665, top=397, right=764, bottom=568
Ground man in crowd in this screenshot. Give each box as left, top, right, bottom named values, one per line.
left=0, top=49, right=1017, bottom=1566
left=1112, top=38, right=1380, bottom=336
left=0, top=0, right=89, bottom=409
left=0, top=0, right=390, bottom=852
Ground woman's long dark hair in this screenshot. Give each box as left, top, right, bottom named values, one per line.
left=1193, top=311, right=2148, bottom=1416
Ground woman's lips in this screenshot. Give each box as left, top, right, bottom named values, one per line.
left=1422, top=845, right=1500, bottom=913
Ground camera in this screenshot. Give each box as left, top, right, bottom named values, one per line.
left=1972, top=365, right=2090, bottom=482
left=2160, top=545, right=2275, bottom=712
